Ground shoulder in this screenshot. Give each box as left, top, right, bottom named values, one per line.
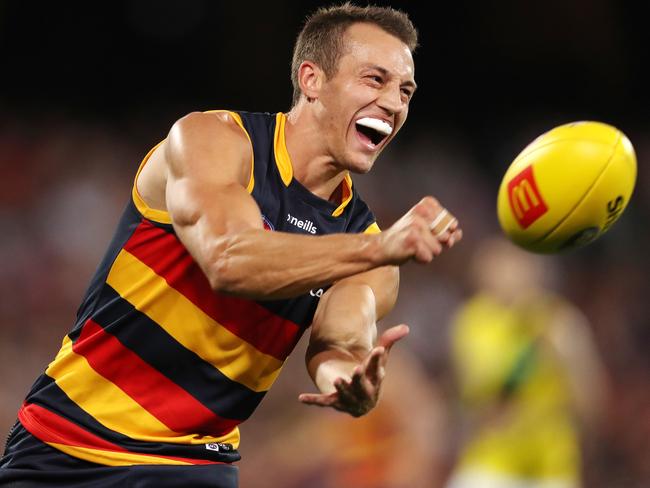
left=163, top=110, right=255, bottom=188
left=170, top=110, right=250, bottom=145
left=166, top=111, right=252, bottom=168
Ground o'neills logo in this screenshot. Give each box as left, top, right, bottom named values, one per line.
left=287, top=213, right=318, bottom=234
left=508, top=165, right=548, bottom=229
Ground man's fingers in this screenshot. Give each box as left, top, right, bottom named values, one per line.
left=298, top=391, right=339, bottom=407
left=430, top=208, right=457, bottom=237
left=334, top=377, right=357, bottom=402
left=451, top=228, right=463, bottom=246
left=362, top=347, right=385, bottom=385
left=350, top=371, right=373, bottom=400
left=378, top=324, right=410, bottom=352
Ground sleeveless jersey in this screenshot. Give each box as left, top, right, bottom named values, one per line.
left=17, top=111, right=380, bottom=467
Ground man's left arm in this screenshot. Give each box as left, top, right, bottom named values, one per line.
left=299, top=265, right=408, bottom=417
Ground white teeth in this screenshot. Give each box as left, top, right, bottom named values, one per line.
left=356, top=117, right=393, bottom=136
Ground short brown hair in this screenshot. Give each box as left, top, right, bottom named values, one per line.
left=290, top=2, right=418, bottom=106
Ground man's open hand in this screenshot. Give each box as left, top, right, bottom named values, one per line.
left=298, top=324, right=409, bottom=417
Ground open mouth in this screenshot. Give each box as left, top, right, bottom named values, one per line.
left=355, top=117, right=392, bottom=147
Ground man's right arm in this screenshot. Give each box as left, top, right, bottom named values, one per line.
left=159, top=111, right=457, bottom=300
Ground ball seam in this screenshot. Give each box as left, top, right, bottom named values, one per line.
left=532, top=132, right=623, bottom=247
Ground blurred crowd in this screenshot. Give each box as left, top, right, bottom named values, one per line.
left=0, top=113, right=648, bottom=487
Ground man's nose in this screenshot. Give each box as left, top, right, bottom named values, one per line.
left=377, top=83, right=405, bottom=115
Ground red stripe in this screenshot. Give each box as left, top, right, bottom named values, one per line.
left=18, top=403, right=217, bottom=465
left=123, top=220, right=302, bottom=360
left=74, top=320, right=240, bottom=436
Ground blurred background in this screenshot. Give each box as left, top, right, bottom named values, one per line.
left=1, top=0, right=648, bottom=486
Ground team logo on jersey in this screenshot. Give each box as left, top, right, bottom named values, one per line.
left=261, top=215, right=274, bottom=231
left=286, top=213, right=318, bottom=234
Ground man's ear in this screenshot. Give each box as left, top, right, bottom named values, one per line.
left=297, top=61, right=324, bottom=102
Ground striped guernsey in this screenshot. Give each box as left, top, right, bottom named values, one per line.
left=18, top=111, right=380, bottom=466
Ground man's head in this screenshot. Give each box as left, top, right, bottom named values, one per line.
left=291, top=3, right=418, bottom=174
left=291, top=3, right=418, bottom=107
left=469, top=236, right=555, bottom=304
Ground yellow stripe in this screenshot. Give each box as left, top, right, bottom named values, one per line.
left=132, top=141, right=173, bottom=224
left=205, top=110, right=255, bottom=193
left=332, top=173, right=354, bottom=217
left=273, top=112, right=353, bottom=215
left=46, top=337, right=240, bottom=447
left=106, top=249, right=283, bottom=392
left=274, top=112, right=293, bottom=186
left=47, top=442, right=192, bottom=466
left=47, top=336, right=172, bottom=438
left=364, top=222, right=381, bottom=234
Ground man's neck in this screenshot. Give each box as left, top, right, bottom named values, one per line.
left=285, top=105, right=348, bottom=203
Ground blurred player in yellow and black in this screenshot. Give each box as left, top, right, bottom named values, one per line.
left=0, top=3, right=463, bottom=487
left=444, top=237, right=607, bottom=488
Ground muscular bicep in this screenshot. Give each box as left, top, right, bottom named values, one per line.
left=164, top=112, right=264, bottom=279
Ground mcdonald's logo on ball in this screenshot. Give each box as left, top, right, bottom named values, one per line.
left=507, top=166, right=548, bottom=229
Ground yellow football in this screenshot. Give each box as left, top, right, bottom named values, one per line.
left=497, top=121, right=637, bottom=253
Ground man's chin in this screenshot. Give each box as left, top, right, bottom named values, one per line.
left=346, top=155, right=378, bottom=174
